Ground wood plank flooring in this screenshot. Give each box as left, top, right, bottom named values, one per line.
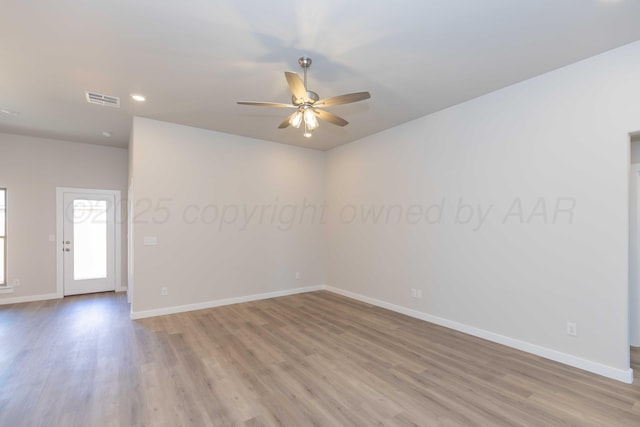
left=1, top=291, right=639, bottom=426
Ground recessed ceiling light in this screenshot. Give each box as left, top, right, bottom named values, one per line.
left=130, top=94, right=146, bottom=102
left=102, top=131, right=112, bottom=137
left=0, top=109, right=20, bottom=117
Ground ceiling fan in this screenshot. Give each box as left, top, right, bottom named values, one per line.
left=237, top=57, right=371, bottom=138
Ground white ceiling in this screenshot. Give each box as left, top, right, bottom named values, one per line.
left=1, top=0, right=640, bottom=151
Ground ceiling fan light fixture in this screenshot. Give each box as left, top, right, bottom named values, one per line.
left=303, top=121, right=313, bottom=138
left=289, top=110, right=303, bottom=128
left=304, top=108, right=319, bottom=130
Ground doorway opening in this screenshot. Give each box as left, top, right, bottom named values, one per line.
left=56, top=188, right=122, bottom=297
left=628, top=133, right=640, bottom=378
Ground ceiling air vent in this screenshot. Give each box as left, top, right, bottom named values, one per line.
left=85, top=91, right=120, bottom=108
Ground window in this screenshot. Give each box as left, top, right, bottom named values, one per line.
left=0, top=188, right=5, bottom=285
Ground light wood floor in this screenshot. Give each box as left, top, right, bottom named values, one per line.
left=1, top=291, right=639, bottom=426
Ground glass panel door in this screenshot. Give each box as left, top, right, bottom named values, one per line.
left=63, top=192, right=115, bottom=296
left=73, top=199, right=108, bottom=280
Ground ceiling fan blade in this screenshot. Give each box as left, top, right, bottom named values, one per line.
left=315, top=109, right=349, bottom=127
left=237, top=101, right=295, bottom=108
left=285, top=72, right=308, bottom=102
left=315, top=91, right=371, bottom=107
left=278, top=111, right=300, bottom=129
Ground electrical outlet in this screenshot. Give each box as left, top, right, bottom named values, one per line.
left=566, top=321, right=577, bottom=337
left=161, top=286, right=169, bottom=296
left=416, top=289, right=423, bottom=299
left=12, top=278, right=20, bottom=287
left=295, top=272, right=300, bottom=280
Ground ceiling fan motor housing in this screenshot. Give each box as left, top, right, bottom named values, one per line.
left=292, top=91, right=319, bottom=106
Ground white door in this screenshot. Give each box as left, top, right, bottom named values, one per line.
left=63, top=192, right=116, bottom=295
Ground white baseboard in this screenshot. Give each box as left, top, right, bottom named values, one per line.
left=131, top=285, right=324, bottom=320
left=0, top=292, right=60, bottom=305
left=324, top=286, right=634, bottom=384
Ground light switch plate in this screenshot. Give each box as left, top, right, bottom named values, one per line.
left=143, top=236, right=158, bottom=246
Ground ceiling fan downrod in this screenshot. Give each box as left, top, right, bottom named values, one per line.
left=298, top=57, right=312, bottom=90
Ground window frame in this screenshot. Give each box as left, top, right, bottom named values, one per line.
left=0, top=188, right=5, bottom=286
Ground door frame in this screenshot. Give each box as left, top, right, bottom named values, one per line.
left=631, top=164, right=640, bottom=347
left=56, top=187, right=122, bottom=297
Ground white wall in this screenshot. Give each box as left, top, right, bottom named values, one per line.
left=0, top=133, right=128, bottom=302
left=129, top=118, right=325, bottom=316
left=325, top=41, right=640, bottom=379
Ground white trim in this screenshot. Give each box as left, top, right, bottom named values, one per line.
left=0, top=292, right=59, bottom=305
left=56, top=187, right=122, bottom=297
left=1, top=187, right=7, bottom=289
left=324, top=286, right=634, bottom=384
left=0, top=285, right=14, bottom=294
left=131, top=285, right=324, bottom=319
left=629, top=163, right=640, bottom=347
left=114, top=196, right=124, bottom=292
